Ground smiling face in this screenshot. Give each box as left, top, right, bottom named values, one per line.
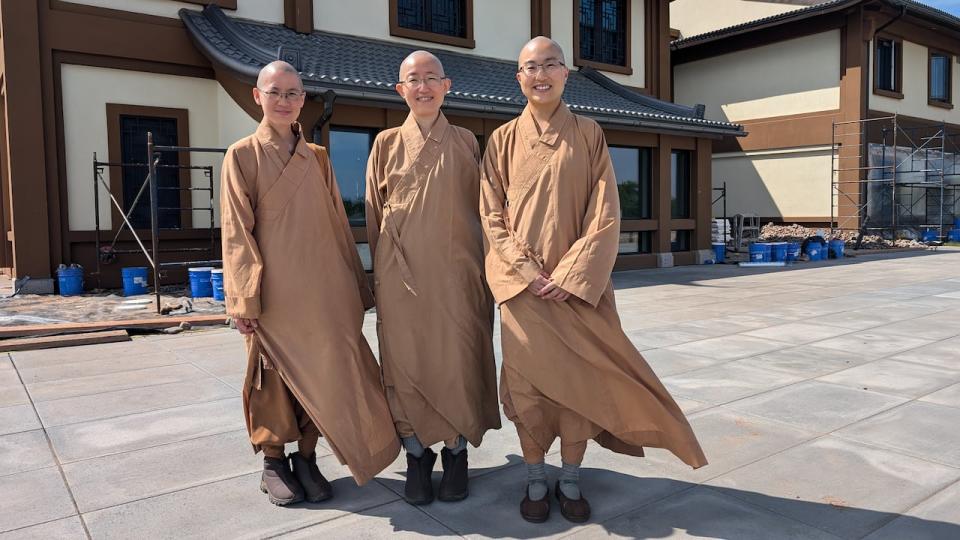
left=252, top=62, right=305, bottom=129
left=395, top=51, right=451, bottom=119
left=516, top=37, right=568, bottom=109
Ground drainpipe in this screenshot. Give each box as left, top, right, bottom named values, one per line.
left=871, top=4, right=906, bottom=39
left=312, top=90, right=337, bottom=143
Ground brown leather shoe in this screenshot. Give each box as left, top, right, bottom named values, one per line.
left=290, top=451, right=333, bottom=503
left=260, top=456, right=305, bottom=506
left=555, top=480, right=590, bottom=523
left=520, top=488, right=550, bottom=523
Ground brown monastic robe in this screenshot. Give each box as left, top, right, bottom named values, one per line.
left=221, top=122, right=401, bottom=485
left=480, top=104, right=707, bottom=468
left=365, top=112, right=501, bottom=447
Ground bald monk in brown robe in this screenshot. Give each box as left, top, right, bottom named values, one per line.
left=480, top=38, right=707, bottom=523
left=221, top=61, right=400, bottom=506
left=366, top=51, right=500, bottom=505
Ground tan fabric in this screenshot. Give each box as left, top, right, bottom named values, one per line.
left=247, top=364, right=320, bottom=451
left=365, top=112, right=500, bottom=448
left=480, top=104, right=707, bottom=469
left=222, top=122, right=400, bottom=485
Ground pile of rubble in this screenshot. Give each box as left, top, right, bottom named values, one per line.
left=758, top=223, right=927, bottom=249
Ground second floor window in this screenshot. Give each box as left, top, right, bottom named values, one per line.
left=397, top=0, right=467, bottom=38
left=578, top=0, right=628, bottom=68
left=876, top=37, right=901, bottom=94
left=930, top=50, right=952, bottom=106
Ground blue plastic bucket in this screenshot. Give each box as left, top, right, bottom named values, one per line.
left=57, top=266, right=84, bottom=296
left=749, top=243, right=771, bottom=262
left=121, top=267, right=149, bottom=296
left=954, top=217, right=960, bottom=230
left=211, top=269, right=224, bottom=301
left=712, top=242, right=726, bottom=263
left=806, top=241, right=823, bottom=261
left=921, top=229, right=938, bottom=242
left=770, top=242, right=788, bottom=262
left=786, top=242, right=801, bottom=262
left=949, top=229, right=960, bottom=243
left=189, top=267, right=214, bottom=298
left=829, top=239, right=845, bottom=259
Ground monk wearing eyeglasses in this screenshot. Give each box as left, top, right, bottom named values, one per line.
left=365, top=50, right=500, bottom=505
left=221, top=60, right=399, bottom=506
left=480, top=37, right=707, bottom=523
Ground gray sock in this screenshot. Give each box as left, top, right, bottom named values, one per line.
left=447, top=435, right=467, bottom=455
left=402, top=435, right=424, bottom=458
left=558, top=461, right=581, bottom=500
left=526, top=462, right=548, bottom=501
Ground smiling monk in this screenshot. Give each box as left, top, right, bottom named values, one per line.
left=480, top=38, right=707, bottom=524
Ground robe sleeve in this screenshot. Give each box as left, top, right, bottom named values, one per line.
left=550, top=120, right=621, bottom=308
left=314, top=144, right=376, bottom=311
left=364, top=135, right=385, bottom=268
left=220, top=146, right=263, bottom=319
left=479, top=134, right=544, bottom=303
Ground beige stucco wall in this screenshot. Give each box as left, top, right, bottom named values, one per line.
left=713, top=147, right=834, bottom=219
left=60, top=0, right=284, bottom=23
left=670, top=0, right=810, bottom=39
left=549, top=0, right=645, bottom=88
left=674, top=29, right=841, bottom=123
left=869, top=38, right=960, bottom=123
left=61, top=64, right=257, bottom=231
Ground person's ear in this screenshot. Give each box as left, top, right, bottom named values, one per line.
left=395, top=82, right=407, bottom=99
left=252, top=87, right=261, bottom=106
left=442, top=78, right=452, bottom=93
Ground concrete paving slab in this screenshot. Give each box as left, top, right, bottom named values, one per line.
left=26, top=363, right=208, bottom=402
left=817, top=359, right=960, bottom=398
left=806, top=332, right=933, bottom=360
left=835, top=401, right=960, bottom=467
left=742, top=322, right=854, bottom=345
left=35, top=377, right=237, bottom=428
left=0, top=467, right=76, bottom=533
left=624, top=327, right=716, bottom=349
left=185, top=347, right=246, bottom=377
left=63, top=429, right=275, bottom=512
left=638, top=348, right=724, bottom=378
left=888, top=336, right=960, bottom=369
left=82, top=455, right=400, bottom=540
left=813, top=308, right=931, bottom=331
left=0, top=517, right=86, bottom=540
left=707, top=436, right=960, bottom=539
left=0, top=430, right=55, bottom=477
left=567, top=485, right=840, bottom=540
left=47, top=397, right=244, bottom=463
left=663, top=363, right=803, bottom=405
left=730, top=345, right=870, bottom=378
left=868, top=316, right=960, bottom=341
left=16, top=351, right=185, bottom=384
left=664, top=334, right=788, bottom=361
left=0, top=404, right=40, bottom=436
left=150, top=329, right=239, bottom=352
left=726, top=381, right=908, bottom=433
left=0, top=385, right=29, bottom=408
left=11, top=339, right=164, bottom=368
left=864, top=479, right=960, bottom=540
left=919, top=381, right=960, bottom=408
left=275, top=500, right=459, bottom=539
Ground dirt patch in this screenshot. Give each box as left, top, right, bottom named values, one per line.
left=759, top=223, right=927, bottom=249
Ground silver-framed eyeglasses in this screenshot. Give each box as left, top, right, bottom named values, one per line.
left=257, top=88, right=306, bottom=101
left=398, top=76, right=448, bottom=89
left=518, top=61, right=565, bottom=76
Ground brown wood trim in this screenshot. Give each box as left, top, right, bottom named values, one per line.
left=694, top=137, right=711, bottom=250
left=673, top=251, right=695, bottom=265
left=620, top=220, right=658, bottom=232
left=284, top=0, right=313, bottom=34
left=177, top=0, right=237, bottom=9
left=868, top=14, right=960, bottom=57
left=0, top=92, right=12, bottom=271
left=530, top=0, right=550, bottom=38
left=573, top=0, right=633, bottom=75
left=872, top=33, right=903, bottom=98
left=613, top=253, right=658, bottom=271
left=713, top=109, right=840, bottom=153
left=867, top=109, right=960, bottom=139
left=759, top=216, right=831, bottom=224
left=837, top=8, right=866, bottom=231
left=927, top=48, right=954, bottom=108
left=645, top=0, right=669, bottom=99
left=105, top=104, right=193, bottom=231
left=388, top=0, right=476, bottom=49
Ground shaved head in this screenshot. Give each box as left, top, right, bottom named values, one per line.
left=257, top=60, right=302, bottom=89
left=519, top=36, right=565, bottom=66
left=399, top=50, right=445, bottom=81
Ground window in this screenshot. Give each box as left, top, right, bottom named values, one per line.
left=671, top=150, right=691, bottom=219
left=118, top=115, right=184, bottom=230
left=329, top=127, right=377, bottom=226
left=875, top=36, right=902, bottom=98
left=610, top=146, right=652, bottom=219
left=390, top=0, right=475, bottom=48
left=575, top=0, right=631, bottom=74
left=670, top=230, right=691, bottom=252
left=618, top=231, right=651, bottom=254
left=929, top=50, right=953, bottom=108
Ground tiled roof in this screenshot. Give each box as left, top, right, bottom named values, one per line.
left=180, top=5, right=742, bottom=136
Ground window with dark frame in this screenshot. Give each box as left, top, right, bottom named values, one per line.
left=119, top=115, right=182, bottom=230
left=610, top=146, right=652, bottom=220
left=876, top=37, right=901, bottom=95
left=670, top=230, right=691, bottom=253
left=671, top=150, right=691, bottom=219
left=618, top=231, right=652, bottom=254
left=397, top=0, right=467, bottom=38
left=329, top=127, right=378, bottom=226
left=930, top=50, right=952, bottom=106
left=578, top=0, right=628, bottom=68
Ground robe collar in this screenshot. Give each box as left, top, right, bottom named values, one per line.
left=400, top=112, right=449, bottom=159
left=255, top=121, right=310, bottom=168
left=518, top=102, right=572, bottom=149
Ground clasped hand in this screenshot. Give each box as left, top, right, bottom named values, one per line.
left=527, top=271, right=570, bottom=301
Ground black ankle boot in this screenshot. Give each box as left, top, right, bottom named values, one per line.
left=438, top=447, right=468, bottom=502
left=260, top=456, right=305, bottom=506
left=404, top=447, right=436, bottom=505
left=290, top=451, right=333, bottom=503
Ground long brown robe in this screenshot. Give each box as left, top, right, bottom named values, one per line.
left=365, top=113, right=500, bottom=447
left=221, top=121, right=400, bottom=485
left=480, top=104, right=707, bottom=468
